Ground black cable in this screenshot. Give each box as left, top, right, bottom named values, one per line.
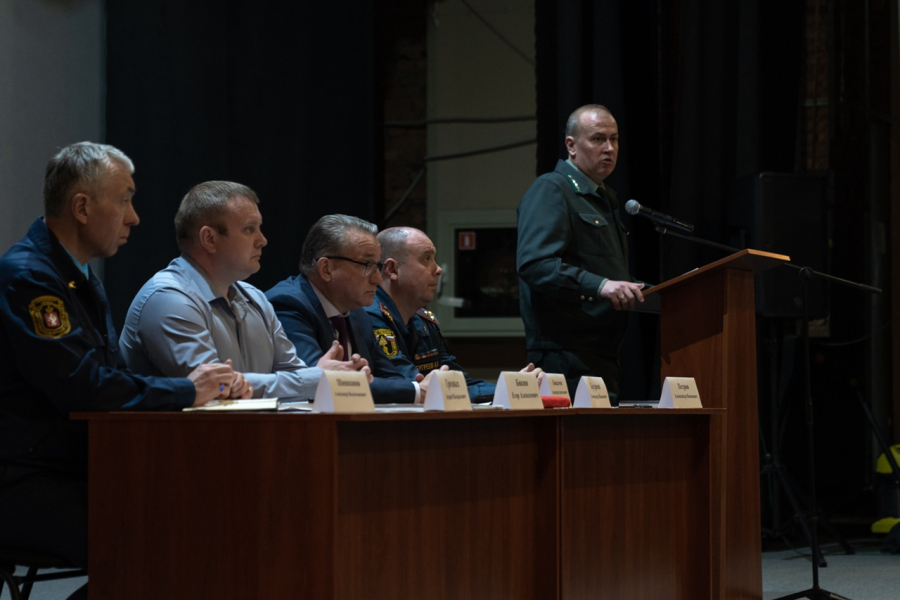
left=810, top=320, right=891, bottom=348
left=382, top=167, right=426, bottom=224
left=422, top=138, right=536, bottom=162
left=385, top=115, right=536, bottom=128
left=459, top=0, right=535, bottom=66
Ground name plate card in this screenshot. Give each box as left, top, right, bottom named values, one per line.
left=573, top=376, right=612, bottom=408
left=313, top=370, right=375, bottom=413
left=539, top=373, right=571, bottom=399
left=658, top=377, right=702, bottom=409
left=492, top=371, right=544, bottom=410
left=424, top=370, right=473, bottom=412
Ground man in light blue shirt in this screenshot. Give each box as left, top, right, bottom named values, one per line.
left=120, top=181, right=369, bottom=399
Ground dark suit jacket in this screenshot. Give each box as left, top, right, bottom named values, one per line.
left=265, top=274, right=417, bottom=403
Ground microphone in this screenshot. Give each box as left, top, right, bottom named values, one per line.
left=624, top=199, right=695, bottom=234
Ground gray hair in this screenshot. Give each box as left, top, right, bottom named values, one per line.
left=299, top=214, right=378, bottom=276
left=175, top=181, right=259, bottom=252
left=564, top=104, right=613, bottom=139
left=376, top=227, right=415, bottom=264
left=43, top=141, right=135, bottom=217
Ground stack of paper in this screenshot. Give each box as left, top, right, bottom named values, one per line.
left=183, top=398, right=278, bottom=412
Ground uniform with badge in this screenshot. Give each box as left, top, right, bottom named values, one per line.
left=0, top=218, right=194, bottom=567
left=366, top=287, right=495, bottom=401
left=516, top=159, right=633, bottom=397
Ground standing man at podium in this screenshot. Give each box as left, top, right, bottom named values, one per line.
left=517, top=104, right=644, bottom=398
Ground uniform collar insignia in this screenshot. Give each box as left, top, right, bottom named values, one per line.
left=416, top=308, right=440, bottom=325
left=566, top=173, right=582, bottom=193
left=379, top=302, right=395, bottom=323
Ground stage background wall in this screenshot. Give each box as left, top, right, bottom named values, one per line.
left=104, top=0, right=380, bottom=326
left=0, top=0, right=104, bottom=256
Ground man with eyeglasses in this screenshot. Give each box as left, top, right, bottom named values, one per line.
left=266, top=214, right=430, bottom=403
left=119, top=182, right=370, bottom=401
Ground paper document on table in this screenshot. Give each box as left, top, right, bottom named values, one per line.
left=278, top=400, right=314, bottom=412
left=374, top=404, right=425, bottom=413
left=184, top=398, right=278, bottom=412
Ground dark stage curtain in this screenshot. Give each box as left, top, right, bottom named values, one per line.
left=534, top=0, right=804, bottom=398
left=104, top=1, right=379, bottom=325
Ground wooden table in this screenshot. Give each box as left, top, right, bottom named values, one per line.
left=77, top=407, right=732, bottom=599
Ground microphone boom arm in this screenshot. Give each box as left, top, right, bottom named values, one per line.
left=653, top=225, right=882, bottom=294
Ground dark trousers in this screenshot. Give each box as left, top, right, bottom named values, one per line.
left=0, top=466, right=87, bottom=567
left=0, top=467, right=88, bottom=599
left=528, top=348, right=621, bottom=402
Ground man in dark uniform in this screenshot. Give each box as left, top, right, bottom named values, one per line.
left=517, top=104, right=645, bottom=399
left=266, top=214, right=431, bottom=403
left=367, top=227, right=541, bottom=402
left=0, top=142, right=236, bottom=599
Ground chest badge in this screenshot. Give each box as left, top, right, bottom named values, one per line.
left=28, top=295, right=71, bottom=338
left=374, top=328, right=399, bottom=358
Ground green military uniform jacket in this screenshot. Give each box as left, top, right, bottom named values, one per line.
left=516, top=159, right=632, bottom=358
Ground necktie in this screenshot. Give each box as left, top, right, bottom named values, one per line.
left=329, top=316, right=350, bottom=360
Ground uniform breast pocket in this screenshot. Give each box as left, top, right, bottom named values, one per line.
left=572, top=212, right=618, bottom=257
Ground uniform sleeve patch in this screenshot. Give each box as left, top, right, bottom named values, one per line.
left=374, top=328, right=399, bottom=358
left=28, top=295, right=71, bottom=338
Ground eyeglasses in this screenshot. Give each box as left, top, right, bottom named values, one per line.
left=322, top=255, right=385, bottom=277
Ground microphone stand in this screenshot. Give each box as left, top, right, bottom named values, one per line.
left=654, top=225, right=882, bottom=600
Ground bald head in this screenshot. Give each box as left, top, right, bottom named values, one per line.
left=376, top=227, right=443, bottom=323
left=564, top=104, right=613, bottom=140
left=376, top=227, right=418, bottom=264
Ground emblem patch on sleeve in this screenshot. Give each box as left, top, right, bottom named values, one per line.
left=28, top=295, right=71, bottom=338
left=374, top=328, right=399, bottom=358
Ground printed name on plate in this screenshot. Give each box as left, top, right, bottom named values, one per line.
left=573, top=376, right=612, bottom=408
left=313, top=370, right=375, bottom=413
left=658, top=377, right=702, bottom=409
left=492, top=371, right=544, bottom=409
left=424, top=370, right=473, bottom=411
left=539, top=373, right=571, bottom=399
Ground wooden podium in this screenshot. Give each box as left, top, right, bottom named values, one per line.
left=644, top=248, right=789, bottom=600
